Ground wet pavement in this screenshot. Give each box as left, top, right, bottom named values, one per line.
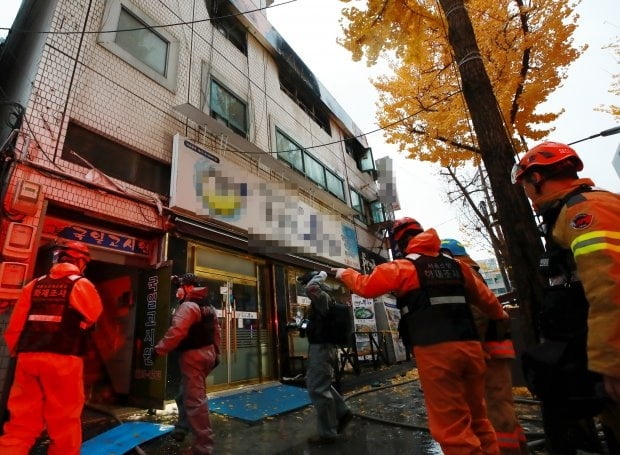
left=31, top=363, right=547, bottom=454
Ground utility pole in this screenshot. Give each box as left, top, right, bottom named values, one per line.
left=437, top=0, right=545, bottom=345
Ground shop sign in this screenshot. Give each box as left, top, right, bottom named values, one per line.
left=358, top=246, right=387, bottom=275
left=351, top=294, right=377, bottom=359
left=129, top=264, right=172, bottom=409
left=43, top=216, right=151, bottom=257
left=170, top=134, right=360, bottom=268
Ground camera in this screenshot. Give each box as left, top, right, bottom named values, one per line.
left=171, top=275, right=181, bottom=286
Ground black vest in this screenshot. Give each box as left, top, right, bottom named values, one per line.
left=177, top=304, right=217, bottom=351
left=538, top=187, right=593, bottom=341
left=398, top=254, right=478, bottom=346
left=17, top=274, right=88, bottom=356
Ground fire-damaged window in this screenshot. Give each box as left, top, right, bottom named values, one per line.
left=206, top=0, right=247, bottom=55
left=279, top=71, right=331, bottom=135
left=276, top=40, right=331, bottom=135
left=345, top=138, right=376, bottom=175
left=62, top=123, right=170, bottom=196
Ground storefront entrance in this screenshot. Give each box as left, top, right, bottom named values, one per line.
left=192, top=246, right=276, bottom=390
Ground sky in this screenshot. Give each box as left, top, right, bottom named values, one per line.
left=266, top=0, right=620, bottom=258
left=1, top=0, right=618, bottom=260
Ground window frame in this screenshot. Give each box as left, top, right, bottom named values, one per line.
left=98, top=0, right=179, bottom=92
left=206, top=0, right=248, bottom=55
left=275, top=129, right=345, bottom=202
left=208, top=78, right=248, bottom=138
left=349, top=187, right=370, bottom=223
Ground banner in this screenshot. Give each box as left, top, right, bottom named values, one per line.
left=129, top=263, right=172, bottom=409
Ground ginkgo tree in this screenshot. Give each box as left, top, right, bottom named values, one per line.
left=339, top=0, right=584, bottom=165
left=598, top=39, right=620, bottom=118
left=338, top=0, right=586, bottom=344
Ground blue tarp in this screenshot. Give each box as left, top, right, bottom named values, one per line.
left=81, top=421, right=173, bottom=455
left=209, top=384, right=311, bottom=423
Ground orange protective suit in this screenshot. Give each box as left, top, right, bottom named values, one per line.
left=339, top=228, right=505, bottom=454
left=480, top=320, right=528, bottom=454
left=0, top=262, right=102, bottom=455
left=534, top=178, right=620, bottom=445
left=457, top=255, right=528, bottom=454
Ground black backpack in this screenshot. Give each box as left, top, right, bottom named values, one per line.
left=325, top=301, right=353, bottom=347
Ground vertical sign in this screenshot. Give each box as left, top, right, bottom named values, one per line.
left=129, top=263, right=172, bottom=409
left=351, top=294, right=377, bottom=360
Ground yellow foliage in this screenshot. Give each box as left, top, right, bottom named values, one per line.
left=339, top=0, right=585, bottom=166
left=596, top=39, right=620, bottom=118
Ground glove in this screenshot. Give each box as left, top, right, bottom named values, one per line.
left=330, top=268, right=345, bottom=280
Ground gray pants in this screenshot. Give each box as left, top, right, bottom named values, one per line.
left=306, top=343, right=350, bottom=438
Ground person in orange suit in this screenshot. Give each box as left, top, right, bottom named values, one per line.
left=332, top=217, right=508, bottom=454
left=513, top=142, right=620, bottom=452
left=0, top=241, right=102, bottom=455
left=440, top=238, right=528, bottom=454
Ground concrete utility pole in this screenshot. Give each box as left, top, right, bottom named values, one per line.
left=437, top=0, right=545, bottom=345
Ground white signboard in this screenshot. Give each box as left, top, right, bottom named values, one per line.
left=170, top=134, right=360, bottom=267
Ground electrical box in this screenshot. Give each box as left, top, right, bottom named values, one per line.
left=2, top=223, right=36, bottom=261
left=0, top=262, right=28, bottom=300
left=11, top=180, right=42, bottom=216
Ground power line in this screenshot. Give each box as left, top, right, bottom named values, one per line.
left=0, top=0, right=299, bottom=35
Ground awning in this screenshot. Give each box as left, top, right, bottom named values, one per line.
left=173, top=215, right=346, bottom=270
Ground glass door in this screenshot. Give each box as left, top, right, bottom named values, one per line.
left=193, top=246, right=273, bottom=389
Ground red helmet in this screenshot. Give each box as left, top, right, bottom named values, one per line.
left=390, top=217, right=424, bottom=243
left=511, top=142, right=583, bottom=184
left=57, top=241, right=91, bottom=262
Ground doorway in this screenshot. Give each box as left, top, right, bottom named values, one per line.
left=192, top=246, right=275, bottom=389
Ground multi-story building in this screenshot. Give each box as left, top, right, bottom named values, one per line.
left=0, top=0, right=394, bottom=408
left=477, top=257, right=508, bottom=296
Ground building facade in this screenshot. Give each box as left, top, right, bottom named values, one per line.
left=477, top=258, right=508, bottom=296
left=0, top=0, right=393, bottom=408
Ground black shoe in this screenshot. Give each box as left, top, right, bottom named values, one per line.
left=170, top=428, right=187, bottom=442
left=307, top=435, right=338, bottom=445
left=337, top=411, right=353, bottom=434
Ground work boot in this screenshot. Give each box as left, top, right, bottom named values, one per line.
left=307, top=435, right=338, bottom=445
left=337, top=411, right=353, bottom=434
left=170, top=428, right=187, bottom=442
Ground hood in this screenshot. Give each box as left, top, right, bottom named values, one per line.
left=48, top=262, right=81, bottom=279
left=403, top=228, right=441, bottom=256
left=186, top=286, right=209, bottom=303
left=533, top=178, right=594, bottom=213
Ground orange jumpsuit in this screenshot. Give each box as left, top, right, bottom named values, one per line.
left=340, top=228, right=505, bottom=454
left=458, top=256, right=528, bottom=454
left=0, top=262, right=102, bottom=455
left=536, top=179, right=620, bottom=443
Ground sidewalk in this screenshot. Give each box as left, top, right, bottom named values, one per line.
left=31, top=361, right=545, bottom=454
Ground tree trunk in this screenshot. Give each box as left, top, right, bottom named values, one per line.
left=437, top=0, right=545, bottom=346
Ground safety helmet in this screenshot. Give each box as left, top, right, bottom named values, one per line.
left=440, top=239, right=468, bottom=257
left=511, top=142, right=583, bottom=184
left=390, top=217, right=424, bottom=243
left=179, top=273, right=200, bottom=287
left=56, top=241, right=90, bottom=262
